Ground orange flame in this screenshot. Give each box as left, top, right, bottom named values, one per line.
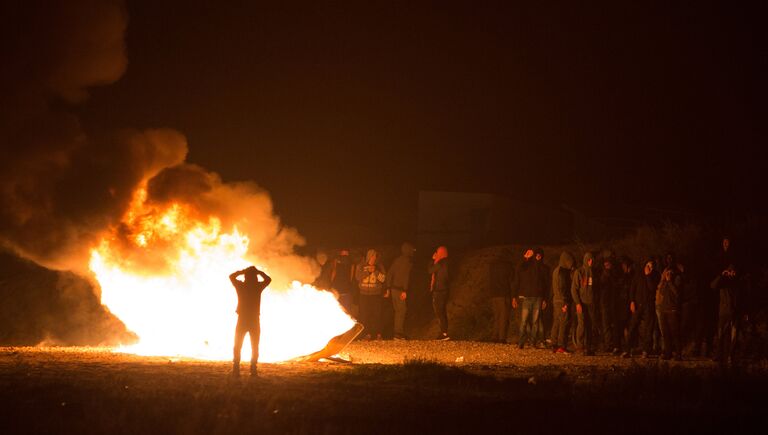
left=90, top=189, right=354, bottom=362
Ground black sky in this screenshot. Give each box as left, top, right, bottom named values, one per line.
left=79, top=2, right=766, bottom=245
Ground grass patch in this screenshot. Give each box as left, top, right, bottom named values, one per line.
left=3, top=351, right=768, bottom=433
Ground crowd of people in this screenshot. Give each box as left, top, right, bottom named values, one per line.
left=313, top=237, right=757, bottom=364
left=490, top=237, right=754, bottom=363
left=314, top=243, right=450, bottom=341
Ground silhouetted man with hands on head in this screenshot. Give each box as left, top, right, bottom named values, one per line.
left=229, top=266, right=272, bottom=378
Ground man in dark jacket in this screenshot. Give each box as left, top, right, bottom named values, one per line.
left=330, top=249, right=356, bottom=314
left=711, top=264, right=744, bottom=364
left=550, top=251, right=574, bottom=353
left=656, top=266, right=683, bottom=360
left=598, top=258, right=620, bottom=354
left=229, top=266, right=272, bottom=377
left=387, top=242, right=415, bottom=340
left=701, top=237, right=737, bottom=357
left=313, top=251, right=332, bottom=290
left=571, top=252, right=596, bottom=355
left=429, top=246, right=450, bottom=340
left=622, top=259, right=660, bottom=358
left=534, top=248, right=550, bottom=348
left=512, top=248, right=545, bottom=349
left=489, top=249, right=515, bottom=343
left=716, top=236, right=737, bottom=272
left=616, top=257, right=634, bottom=353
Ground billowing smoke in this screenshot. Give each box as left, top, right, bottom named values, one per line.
left=147, top=164, right=314, bottom=285
left=0, top=0, right=164, bottom=271
left=98, top=162, right=316, bottom=289
left=0, top=125, right=188, bottom=271
left=0, top=1, right=315, bottom=345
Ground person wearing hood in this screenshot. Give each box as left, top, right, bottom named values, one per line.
left=429, top=246, right=450, bottom=340
left=550, top=251, right=574, bottom=353
left=356, top=249, right=387, bottom=340
left=387, top=242, right=415, bottom=340
left=512, top=248, right=545, bottom=349
left=622, top=259, right=660, bottom=358
left=598, top=257, right=621, bottom=355
left=488, top=248, right=515, bottom=343
left=571, top=252, right=596, bottom=355
left=656, top=265, right=683, bottom=360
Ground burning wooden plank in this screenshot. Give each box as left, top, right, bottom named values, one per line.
left=293, top=323, right=363, bottom=363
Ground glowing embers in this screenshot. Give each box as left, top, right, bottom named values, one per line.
left=90, top=190, right=354, bottom=362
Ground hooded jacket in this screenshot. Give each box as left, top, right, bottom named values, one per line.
left=551, top=251, right=574, bottom=305
left=570, top=253, right=594, bottom=305
left=355, top=249, right=386, bottom=296
left=387, top=242, right=414, bottom=292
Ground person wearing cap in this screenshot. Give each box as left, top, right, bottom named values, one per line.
left=229, top=265, right=272, bottom=377
left=387, top=242, right=415, bottom=340
left=571, top=252, right=596, bottom=355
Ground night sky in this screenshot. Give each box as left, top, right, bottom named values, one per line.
left=23, top=2, right=768, bottom=245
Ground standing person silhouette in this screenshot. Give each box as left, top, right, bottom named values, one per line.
left=429, top=246, right=450, bottom=340
left=229, top=266, right=272, bottom=377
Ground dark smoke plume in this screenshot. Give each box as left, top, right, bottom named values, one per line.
left=0, top=1, right=187, bottom=344
left=0, top=1, right=316, bottom=345
left=1, top=1, right=187, bottom=272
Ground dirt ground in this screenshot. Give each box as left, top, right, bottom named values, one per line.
left=1, top=343, right=766, bottom=434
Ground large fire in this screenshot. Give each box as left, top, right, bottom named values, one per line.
left=89, top=189, right=355, bottom=362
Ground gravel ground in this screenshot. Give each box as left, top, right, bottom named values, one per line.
left=1, top=345, right=765, bottom=434
left=0, top=340, right=721, bottom=376
left=343, top=339, right=720, bottom=367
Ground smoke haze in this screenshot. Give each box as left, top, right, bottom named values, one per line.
left=0, top=1, right=315, bottom=344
